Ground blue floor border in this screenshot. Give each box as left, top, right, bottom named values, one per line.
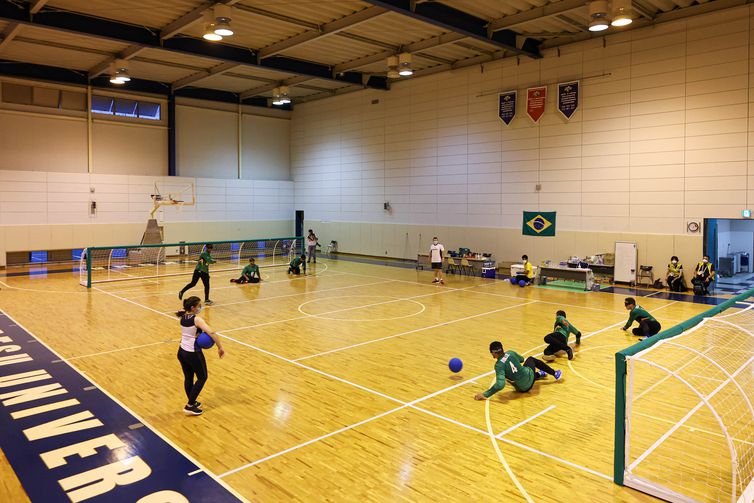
left=0, top=310, right=240, bottom=502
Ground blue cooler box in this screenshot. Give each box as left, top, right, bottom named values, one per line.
left=481, top=267, right=496, bottom=278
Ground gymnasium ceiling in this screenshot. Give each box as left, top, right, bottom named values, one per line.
left=0, top=0, right=744, bottom=108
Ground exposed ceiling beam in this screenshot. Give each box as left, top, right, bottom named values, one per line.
left=0, top=21, right=21, bottom=51
left=631, top=1, right=657, bottom=20
left=239, top=76, right=312, bottom=99
left=0, top=0, right=47, bottom=51
left=171, top=61, right=239, bottom=90
left=488, top=0, right=588, bottom=32
left=258, top=6, right=387, bottom=59
left=360, top=0, right=541, bottom=58
left=555, top=14, right=587, bottom=31
left=88, top=45, right=147, bottom=79
left=160, top=0, right=243, bottom=41
left=332, top=32, right=465, bottom=74
left=0, top=0, right=387, bottom=91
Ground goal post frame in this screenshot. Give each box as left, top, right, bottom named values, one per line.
left=614, top=286, right=754, bottom=487
left=80, top=236, right=305, bottom=288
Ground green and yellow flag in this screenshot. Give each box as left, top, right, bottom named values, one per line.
left=523, top=211, right=556, bottom=236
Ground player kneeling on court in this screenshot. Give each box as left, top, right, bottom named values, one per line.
left=543, top=310, right=581, bottom=361
left=474, top=341, right=561, bottom=401
left=621, top=297, right=661, bottom=341
left=231, top=257, right=261, bottom=284
left=288, top=253, right=307, bottom=275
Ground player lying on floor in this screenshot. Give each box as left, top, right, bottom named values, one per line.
left=475, top=341, right=562, bottom=401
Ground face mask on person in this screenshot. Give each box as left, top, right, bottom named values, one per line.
left=523, top=259, right=527, bottom=264
left=703, top=259, right=708, bottom=264
left=671, top=260, right=677, bottom=265
left=196, top=306, right=203, bottom=314
left=433, top=240, right=438, bottom=245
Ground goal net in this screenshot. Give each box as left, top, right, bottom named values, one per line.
left=614, top=291, right=754, bottom=503
left=79, top=236, right=303, bottom=287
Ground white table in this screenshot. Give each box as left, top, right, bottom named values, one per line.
left=537, top=265, right=595, bottom=291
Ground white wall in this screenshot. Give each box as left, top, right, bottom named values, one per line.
left=92, top=121, right=168, bottom=175
left=292, top=5, right=754, bottom=273
left=0, top=110, right=87, bottom=173
left=176, top=105, right=239, bottom=179
left=242, top=114, right=291, bottom=180
left=0, top=169, right=294, bottom=266
left=176, top=104, right=292, bottom=181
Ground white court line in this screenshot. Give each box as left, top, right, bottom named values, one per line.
left=628, top=352, right=754, bottom=472
left=67, top=339, right=179, bottom=361
left=496, top=405, right=556, bottom=438
left=95, top=277, right=681, bottom=483
left=644, top=291, right=662, bottom=298
left=107, top=264, right=336, bottom=297
left=294, top=300, right=538, bottom=361
left=0, top=309, right=249, bottom=503
left=159, top=278, right=395, bottom=314
left=222, top=282, right=483, bottom=334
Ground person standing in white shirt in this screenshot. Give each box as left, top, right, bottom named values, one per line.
left=429, top=236, right=445, bottom=284
left=306, top=229, right=319, bottom=264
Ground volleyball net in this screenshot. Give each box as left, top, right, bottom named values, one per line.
left=80, top=236, right=304, bottom=287
left=614, top=288, right=754, bottom=503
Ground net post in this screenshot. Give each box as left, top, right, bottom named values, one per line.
left=86, top=247, right=92, bottom=288
left=614, top=350, right=627, bottom=485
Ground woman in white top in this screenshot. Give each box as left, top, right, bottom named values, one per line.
left=176, top=296, right=224, bottom=416
left=306, top=229, right=319, bottom=264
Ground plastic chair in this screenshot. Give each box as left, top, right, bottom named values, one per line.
left=446, top=257, right=459, bottom=274
left=460, top=258, right=473, bottom=276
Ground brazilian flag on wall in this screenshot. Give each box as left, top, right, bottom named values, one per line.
left=523, top=211, right=556, bottom=236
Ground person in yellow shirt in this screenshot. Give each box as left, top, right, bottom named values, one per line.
left=512, top=254, right=534, bottom=286
left=666, top=255, right=685, bottom=292
left=692, top=255, right=715, bottom=295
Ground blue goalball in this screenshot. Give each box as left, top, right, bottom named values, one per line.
left=449, top=357, right=463, bottom=373
left=509, top=277, right=517, bottom=284
left=196, top=332, right=215, bottom=349
left=518, top=280, right=527, bottom=287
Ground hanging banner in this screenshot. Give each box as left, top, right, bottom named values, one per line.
left=523, top=211, right=556, bottom=237
left=498, top=91, right=517, bottom=126
left=557, top=81, right=579, bottom=120
left=526, top=86, right=546, bottom=123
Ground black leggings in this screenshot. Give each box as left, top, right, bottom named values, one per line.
left=288, top=266, right=301, bottom=275
left=177, top=348, right=207, bottom=405
left=180, top=270, right=210, bottom=300
left=632, top=319, right=662, bottom=337
left=235, top=274, right=259, bottom=284
left=543, top=332, right=569, bottom=356
left=667, top=275, right=684, bottom=292
left=523, top=356, right=556, bottom=377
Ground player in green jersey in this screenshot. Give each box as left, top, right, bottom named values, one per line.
left=543, top=310, right=581, bottom=361
left=231, top=257, right=261, bottom=284
left=621, top=297, right=661, bottom=340
left=288, top=254, right=307, bottom=275
left=474, top=341, right=562, bottom=400
left=179, top=244, right=216, bottom=305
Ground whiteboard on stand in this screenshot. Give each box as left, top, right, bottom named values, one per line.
left=614, top=242, right=637, bottom=284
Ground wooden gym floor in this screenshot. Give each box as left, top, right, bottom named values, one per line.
left=0, top=259, right=732, bottom=502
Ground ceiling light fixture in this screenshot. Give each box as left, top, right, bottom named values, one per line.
left=278, top=86, right=291, bottom=105
left=386, top=55, right=400, bottom=79
left=398, top=52, right=413, bottom=76
left=202, top=12, right=223, bottom=41
left=611, top=0, right=633, bottom=26
left=588, top=0, right=610, bottom=32
left=213, top=4, right=234, bottom=37
left=109, top=59, right=131, bottom=84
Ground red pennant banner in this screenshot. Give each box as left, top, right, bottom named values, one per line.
left=527, top=86, right=547, bottom=123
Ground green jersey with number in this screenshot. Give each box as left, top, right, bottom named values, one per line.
left=483, top=350, right=535, bottom=397
left=554, top=315, right=580, bottom=342
left=195, top=250, right=216, bottom=273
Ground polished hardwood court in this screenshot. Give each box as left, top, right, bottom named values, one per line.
left=0, top=259, right=728, bottom=502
